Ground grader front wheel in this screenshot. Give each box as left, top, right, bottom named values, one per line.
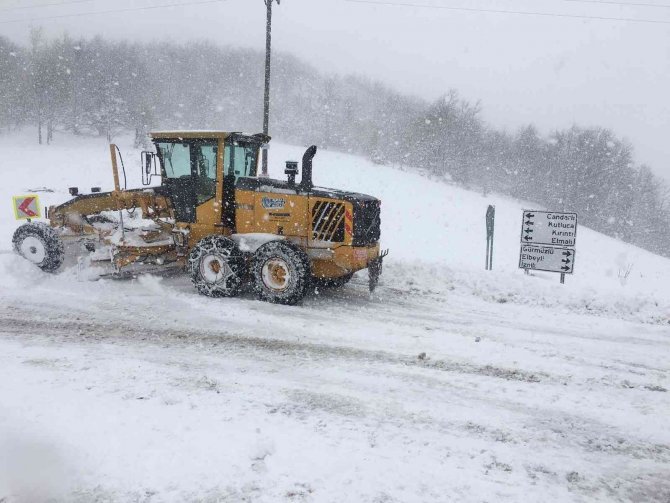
left=12, top=222, right=64, bottom=273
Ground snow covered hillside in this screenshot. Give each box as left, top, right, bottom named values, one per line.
left=1, top=129, right=668, bottom=322
left=0, top=130, right=668, bottom=502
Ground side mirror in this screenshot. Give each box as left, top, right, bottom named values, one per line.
left=144, top=152, right=152, bottom=174
left=141, top=151, right=160, bottom=186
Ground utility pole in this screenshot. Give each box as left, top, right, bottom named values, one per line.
left=563, top=127, right=573, bottom=212
left=261, top=0, right=279, bottom=176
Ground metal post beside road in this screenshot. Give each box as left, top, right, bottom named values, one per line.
left=485, top=205, right=495, bottom=270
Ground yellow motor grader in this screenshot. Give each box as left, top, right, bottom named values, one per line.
left=12, top=132, right=386, bottom=304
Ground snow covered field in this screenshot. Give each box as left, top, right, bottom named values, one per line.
left=0, top=130, right=669, bottom=502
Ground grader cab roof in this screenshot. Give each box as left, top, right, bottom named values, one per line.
left=149, top=131, right=270, bottom=142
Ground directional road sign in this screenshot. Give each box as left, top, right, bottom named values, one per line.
left=521, top=210, right=578, bottom=247
left=12, top=194, right=41, bottom=220
left=519, top=244, right=575, bottom=274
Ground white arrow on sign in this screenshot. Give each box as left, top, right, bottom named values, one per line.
left=521, top=210, right=578, bottom=247
left=519, top=244, right=575, bottom=274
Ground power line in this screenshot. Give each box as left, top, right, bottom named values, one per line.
left=7, top=0, right=670, bottom=12
left=560, top=0, right=670, bottom=9
left=343, top=0, right=670, bottom=24
left=3, top=0, right=669, bottom=27
left=416, top=0, right=670, bottom=9
left=0, top=0, right=102, bottom=13
left=0, top=0, right=228, bottom=24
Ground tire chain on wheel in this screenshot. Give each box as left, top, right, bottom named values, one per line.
left=188, top=235, right=245, bottom=298
left=252, top=240, right=311, bottom=305
left=12, top=222, right=64, bottom=273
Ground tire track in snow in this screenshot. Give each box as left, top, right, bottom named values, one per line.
left=2, top=309, right=669, bottom=464
left=0, top=314, right=546, bottom=384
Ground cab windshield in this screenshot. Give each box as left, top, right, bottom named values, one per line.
left=156, top=141, right=217, bottom=181
left=155, top=140, right=217, bottom=204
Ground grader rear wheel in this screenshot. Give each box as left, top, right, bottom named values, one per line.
left=253, top=241, right=310, bottom=305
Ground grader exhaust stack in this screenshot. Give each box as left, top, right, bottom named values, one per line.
left=300, top=145, right=317, bottom=191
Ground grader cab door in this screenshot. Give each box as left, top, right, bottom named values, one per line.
left=155, top=140, right=218, bottom=223
left=221, top=138, right=260, bottom=229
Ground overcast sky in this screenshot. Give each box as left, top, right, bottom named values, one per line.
left=2, top=0, right=669, bottom=179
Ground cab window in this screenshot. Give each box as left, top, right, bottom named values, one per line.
left=157, top=142, right=191, bottom=178
left=224, top=141, right=258, bottom=181
left=194, top=143, right=217, bottom=203
left=156, top=141, right=218, bottom=204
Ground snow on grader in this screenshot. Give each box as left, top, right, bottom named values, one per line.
left=12, top=132, right=386, bottom=305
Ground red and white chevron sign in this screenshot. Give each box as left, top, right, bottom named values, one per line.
left=12, top=195, right=41, bottom=220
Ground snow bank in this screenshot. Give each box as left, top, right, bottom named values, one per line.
left=269, top=143, right=670, bottom=324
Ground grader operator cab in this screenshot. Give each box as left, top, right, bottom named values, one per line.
left=12, top=131, right=386, bottom=305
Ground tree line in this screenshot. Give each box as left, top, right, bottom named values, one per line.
left=1, top=31, right=668, bottom=257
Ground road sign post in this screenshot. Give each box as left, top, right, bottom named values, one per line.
left=519, top=210, right=577, bottom=282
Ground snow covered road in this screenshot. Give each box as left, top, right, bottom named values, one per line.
left=1, top=268, right=668, bottom=502
left=1, top=131, right=669, bottom=501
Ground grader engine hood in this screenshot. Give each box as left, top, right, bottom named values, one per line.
left=308, top=187, right=381, bottom=247
left=277, top=145, right=382, bottom=247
